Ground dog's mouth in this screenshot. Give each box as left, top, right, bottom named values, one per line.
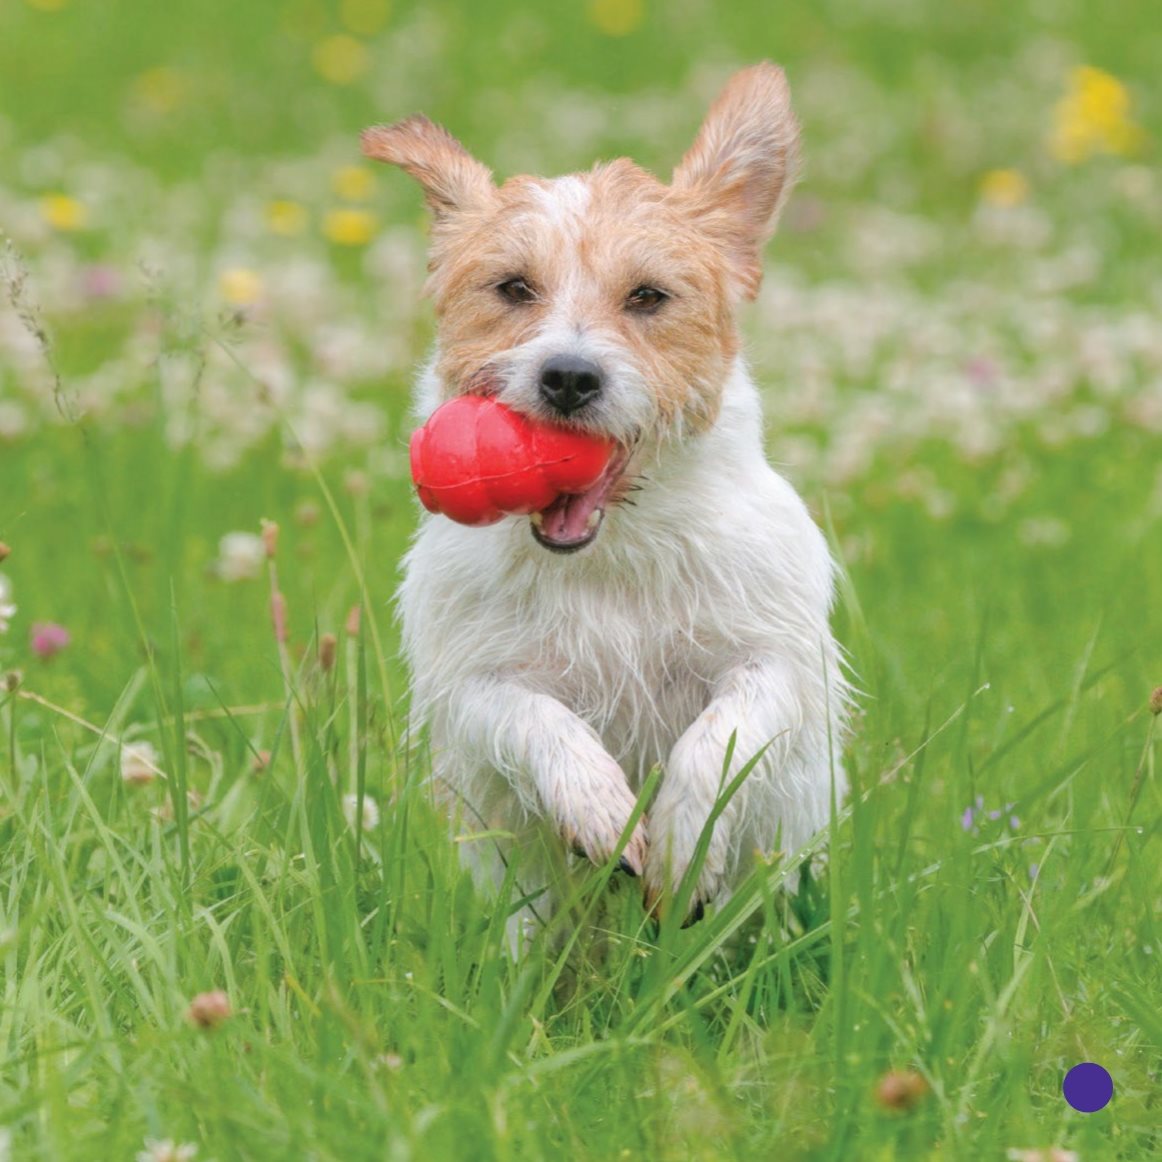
left=530, top=446, right=630, bottom=553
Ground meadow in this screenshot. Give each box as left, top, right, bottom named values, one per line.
left=1, top=1, right=1160, bottom=1159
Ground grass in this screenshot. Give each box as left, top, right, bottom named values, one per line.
left=1, top=1, right=1161, bottom=1159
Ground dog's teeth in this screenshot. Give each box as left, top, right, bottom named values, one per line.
left=586, top=510, right=601, bottom=530
left=529, top=512, right=543, bottom=528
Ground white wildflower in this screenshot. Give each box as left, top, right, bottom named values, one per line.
left=136, top=1140, right=197, bottom=1162
left=0, top=574, right=15, bottom=634
left=214, top=532, right=266, bottom=582
left=1018, top=517, right=1072, bottom=549
left=1005, top=1150, right=1079, bottom=1162
left=343, top=793, right=380, bottom=831
left=121, top=740, right=162, bottom=785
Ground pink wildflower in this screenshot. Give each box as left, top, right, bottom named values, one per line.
left=185, top=989, right=232, bottom=1029
left=30, top=622, right=71, bottom=659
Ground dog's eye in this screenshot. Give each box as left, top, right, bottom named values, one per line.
left=497, top=277, right=537, bottom=304
left=625, top=285, right=668, bottom=312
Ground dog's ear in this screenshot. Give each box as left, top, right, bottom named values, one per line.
left=362, top=115, right=495, bottom=219
left=671, top=63, right=800, bottom=299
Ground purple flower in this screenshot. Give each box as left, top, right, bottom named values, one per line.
left=961, top=796, right=984, bottom=832
left=30, top=622, right=71, bottom=659
left=80, top=264, right=122, bottom=301
left=961, top=796, right=1020, bottom=835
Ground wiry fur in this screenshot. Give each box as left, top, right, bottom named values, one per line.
left=365, top=63, right=850, bottom=950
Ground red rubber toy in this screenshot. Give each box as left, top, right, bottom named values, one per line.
left=409, top=395, right=615, bottom=526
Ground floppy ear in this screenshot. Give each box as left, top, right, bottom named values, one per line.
left=361, top=115, right=495, bottom=218
left=671, top=62, right=800, bottom=299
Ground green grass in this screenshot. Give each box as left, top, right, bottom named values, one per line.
left=2, top=1, right=1160, bottom=1159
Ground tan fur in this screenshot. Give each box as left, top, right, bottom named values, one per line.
left=672, top=62, right=800, bottom=300
left=361, top=116, right=495, bottom=218
left=427, top=161, right=738, bottom=432
left=363, top=64, right=798, bottom=436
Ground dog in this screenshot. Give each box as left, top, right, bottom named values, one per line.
left=363, top=62, right=850, bottom=949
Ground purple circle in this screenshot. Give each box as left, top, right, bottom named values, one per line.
left=1062, top=1062, right=1113, bottom=1112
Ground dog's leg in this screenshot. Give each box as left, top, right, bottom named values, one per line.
left=646, top=657, right=833, bottom=920
left=443, top=676, right=649, bottom=876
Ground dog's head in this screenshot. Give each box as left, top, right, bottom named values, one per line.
left=363, top=63, right=799, bottom=552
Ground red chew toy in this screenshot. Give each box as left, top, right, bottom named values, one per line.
left=409, top=395, right=615, bottom=526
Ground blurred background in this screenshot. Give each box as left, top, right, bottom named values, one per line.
left=0, top=0, right=1159, bottom=730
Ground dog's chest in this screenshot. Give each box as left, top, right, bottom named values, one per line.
left=515, top=574, right=717, bottom=784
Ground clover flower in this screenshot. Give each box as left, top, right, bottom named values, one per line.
left=343, top=793, right=380, bottom=831
left=0, top=575, right=15, bottom=635
left=121, top=740, right=162, bottom=785
left=185, top=989, right=231, bottom=1029
left=874, top=1068, right=928, bottom=1111
left=214, top=532, right=265, bottom=582
left=30, top=621, right=70, bottom=659
left=136, top=1138, right=197, bottom=1162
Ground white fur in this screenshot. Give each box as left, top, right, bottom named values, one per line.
left=398, top=355, right=849, bottom=948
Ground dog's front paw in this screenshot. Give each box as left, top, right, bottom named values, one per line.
left=558, top=776, right=648, bottom=877
left=642, top=818, right=729, bottom=926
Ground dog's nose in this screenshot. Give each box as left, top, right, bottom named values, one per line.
left=539, top=355, right=603, bottom=415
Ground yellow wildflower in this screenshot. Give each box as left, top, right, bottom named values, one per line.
left=323, top=208, right=377, bottom=246
left=341, top=0, right=390, bottom=37
left=1050, top=65, right=1144, bottom=163
left=587, top=0, right=646, bottom=37
left=312, top=34, right=368, bottom=86
left=134, top=67, right=185, bottom=115
left=39, top=194, right=88, bottom=231
left=979, top=169, right=1029, bottom=208
left=265, top=200, right=308, bottom=236
left=218, top=268, right=264, bottom=307
left=332, top=165, right=375, bottom=201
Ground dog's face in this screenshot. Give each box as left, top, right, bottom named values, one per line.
left=364, top=63, right=799, bottom=552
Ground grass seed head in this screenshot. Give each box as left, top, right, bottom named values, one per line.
left=270, top=590, right=288, bottom=643
left=345, top=604, right=361, bottom=637
left=260, top=518, right=279, bottom=558
left=0, top=541, right=9, bottom=562
left=1150, top=686, right=1162, bottom=715
left=319, top=632, right=338, bottom=672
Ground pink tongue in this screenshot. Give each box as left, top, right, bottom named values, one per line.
left=540, top=483, right=604, bottom=543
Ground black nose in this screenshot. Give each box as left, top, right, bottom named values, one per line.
left=539, top=355, right=603, bottom=415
